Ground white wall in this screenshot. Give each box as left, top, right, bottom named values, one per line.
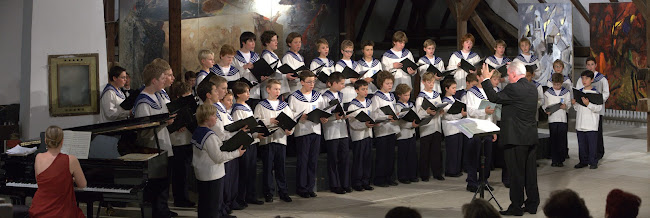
left=20, top=0, right=108, bottom=139
left=0, top=0, right=23, bottom=105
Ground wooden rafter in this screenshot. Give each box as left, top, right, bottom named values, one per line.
left=570, top=0, right=590, bottom=24
left=469, top=12, right=496, bottom=49
left=356, top=0, right=377, bottom=42
left=104, top=0, right=116, bottom=65
left=507, top=0, right=518, bottom=12
left=632, top=0, right=647, bottom=17
left=440, top=8, right=451, bottom=29
left=386, top=0, right=405, bottom=40
left=169, top=0, right=181, bottom=79
left=460, top=0, right=481, bottom=21
left=538, top=0, right=546, bottom=3
left=476, top=1, right=518, bottom=39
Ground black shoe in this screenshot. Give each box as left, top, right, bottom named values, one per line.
left=279, top=194, right=292, bottom=202
left=589, top=165, right=598, bottom=169
left=421, top=177, right=430, bottom=182
left=375, top=183, right=389, bottom=187
left=557, top=162, right=564, bottom=167
left=504, top=183, right=510, bottom=188
left=574, top=163, right=588, bottom=168
left=398, top=179, right=411, bottom=184
left=331, top=188, right=346, bottom=194
left=446, top=172, right=463, bottom=177
left=169, top=211, right=179, bottom=217
left=226, top=207, right=233, bottom=215
left=466, top=185, right=478, bottom=192
left=363, top=185, right=374, bottom=190
left=309, top=192, right=317, bottom=197
left=388, top=181, right=399, bottom=186
left=409, top=178, right=419, bottom=183
left=499, top=209, right=524, bottom=216
left=237, top=201, right=249, bottom=208
left=352, top=186, right=365, bottom=191
left=298, top=192, right=310, bottom=198
left=264, top=195, right=273, bottom=203
left=231, top=204, right=246, bottom=210
left=522, top=206, right=537, bottom=214
left=433, top=175, right=445, bottom=181
left=174, top=200, right=196, bottom=207
left=246, top=199, right=264, bottom=205
left=343, top=187, right=353, bottom=193
left=551, top=163, right=559, bottom=167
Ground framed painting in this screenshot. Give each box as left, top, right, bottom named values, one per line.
left=48, top=53, right=100, bottom=116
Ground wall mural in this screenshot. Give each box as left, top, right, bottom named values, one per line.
left=518, top=3, right=574, bottom=84
left=119, top=0, right=339, bottom=87
left=590, top=2, right=647, bottom=110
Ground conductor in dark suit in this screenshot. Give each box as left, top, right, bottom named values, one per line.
left=481, top=61, right=540, bottom=216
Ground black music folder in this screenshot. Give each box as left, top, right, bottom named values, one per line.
left=342, top=66, right=360, bottom=79
left=447, top=100, right=467, bottom=114
left=221, top=130, right=253, bottom=152
left=224, top=116, right=258, bottom=132
left=544, top=103, right=563, bottom=114
left=276, top=111, right=303, bottom=130
left=459, top=59, right=476, bottom=72
left=428, top=65, right=454, bottom=78
left=251, top=120, right=279, bottom=137
left=573, top=88, right=603, bottom=107
left=119, top=88, right=143, bottom=110
left=278, top=64, right=308, bottom=76
left=250, top=58, right=278, bottom=81
left=421, top=99, right=448, bottom=112
left=227, top=77, right=256, bottom=89
left=400, top=58, right=418, bottom=73
left=379, top=105, right=398, bottom=119
left=354, top=111, right=387, bottom=124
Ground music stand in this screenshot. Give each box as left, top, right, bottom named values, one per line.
left=448, top=118, right=503, bottom=210
left=471, top=131, right=503, bottom=211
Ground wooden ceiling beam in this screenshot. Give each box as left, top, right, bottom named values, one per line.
left=507, top=0, right=518, bottom=12
left=469, top=12, right=496, bottom=49
left=460, top=0, right=481, bottom=21
left=570, top=0, right=590, bottom=24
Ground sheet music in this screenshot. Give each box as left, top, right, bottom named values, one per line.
left=448, top=118, right=500, bottom=138
left=61, top=130, right=92, bottom=159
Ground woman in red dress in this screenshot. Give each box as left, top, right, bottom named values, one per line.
left=29, top=126, right=87, bottom=218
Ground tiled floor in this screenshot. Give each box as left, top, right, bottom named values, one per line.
left=91, top=124, right=649, bottom=218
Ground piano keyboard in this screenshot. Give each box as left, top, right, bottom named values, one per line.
left=6, top=182, right=132, bottom=194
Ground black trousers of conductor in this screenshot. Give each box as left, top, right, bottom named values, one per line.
left=237, top=143, right=259, bottom=203
left=464, top=136, right=492, bottom=187
left=397, top=136, right=418, bottom=181
left=445, top=133, right=464, bottom=175
left=171, top=144, right=193, bottom=204
left=351, top=138, right=372, bottom=187
left=295, top=133, right=321, bottom=194
left=197, top=178, right=224, bottom=218
left=260, top=143, right=288, bottom=196
left=326, top=138, right=351, bottom=189
left=418, top=132, right=443, bottom=179
left=373, top=134, right=397, bottom=185
left=549, top=122, right=568, bottom=164
left=223, top=159, right=240, bottom=210
left=504, top=144, right=539, bottom=212
left=597, top=115, right=605, bottom=159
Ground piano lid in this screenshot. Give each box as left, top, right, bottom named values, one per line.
left=65, top=113, right=170, bottom=135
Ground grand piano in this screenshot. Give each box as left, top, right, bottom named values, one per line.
left=0, top=114, right=172, bottom=218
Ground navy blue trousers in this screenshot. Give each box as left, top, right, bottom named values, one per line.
left=295, top=134, right=321, bottom=193
left=577, top=131, right=599, bottom=166
left=326, top=138, right=351, bottom=189
left=237, top=143, right=259, bottom=203
left=397, top=136, right=418, bottom=181
left=418, top=132, right=443, bottom=179
left=373, top=134, right=396, bottom=185
left=549, top=122, right=568, bottom=164
left=170, top=144, right=192, bottom=203
left=259, top=143, right=288, bottom=196
left=445, top=133, right=464, bottom=175
left=223, top=159, right=240, bottom=210
left=464, top=136, right=493, bottom=187
left=197, top=178, right=224, bottom=218
left=351, top=138, right=372, bottom=187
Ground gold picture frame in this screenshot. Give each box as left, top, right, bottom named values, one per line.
left=48, top=53, right=100, bottom=117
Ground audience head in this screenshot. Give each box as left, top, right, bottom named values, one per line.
left=462, top=198, right=501, bottom=218
left=543, top=189, right=591, bottom=218
left=606, top=189, right=641, bottom=218
left=385, top=206, right=421, bottom=218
